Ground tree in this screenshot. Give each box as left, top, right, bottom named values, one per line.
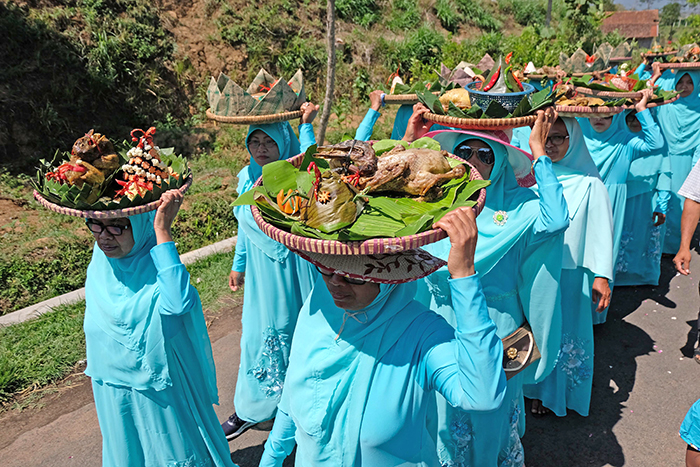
left=316, top=0, right=336, bottom=145
left=661, top=2, right=681, bottom=27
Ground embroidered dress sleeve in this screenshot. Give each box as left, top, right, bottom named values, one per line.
left=298, top=123, right=317, bottom=153
left=151, top=241, right=198, bottom=316
left=628, top=109, right=664, bottom=159
left=354, top=109, right=381, bottom=141
left=259, top=407, right=297, bottom=467
left=426, top=274, right=507, bottom=411
left=232, top=224, right=247, bottom=273
left=533, top=156, right=570, bottom=237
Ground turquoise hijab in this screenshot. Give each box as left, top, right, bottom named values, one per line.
left=425, top=130, right=540, bottom=275
left=579, top=112, right=632, bottom=182
left=534, top=119, right=614, bottom=277
left=281, top=276, right=430, bottom=466
left=655, top=70, right=700, bottom=155
left=84, top=212, right=218, bottom=400
left=390, top=104, right=413, bottom=140
left=422, top=130, right=564, bottom=382
left=625, top=110, right=669, bottom=197
left=235, top=122, right=301, bottom=262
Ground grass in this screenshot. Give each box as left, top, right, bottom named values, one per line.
left=0, top=251, right=238, bottom=405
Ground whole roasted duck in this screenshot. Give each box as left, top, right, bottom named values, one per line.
left=315, top=140, right=467, bottom=197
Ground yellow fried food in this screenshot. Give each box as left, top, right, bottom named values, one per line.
left=440, top=88, right=472, bottom=110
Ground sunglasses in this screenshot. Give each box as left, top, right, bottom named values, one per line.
left=545, top=135, right=569, bottom=146
left=315, top=265, right=368, bottom=285
left=85, top=219, right=130, bottom=236
left=454, top=144, right=495, bottom=165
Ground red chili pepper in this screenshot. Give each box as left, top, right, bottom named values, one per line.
left=512, top=71, right=524, bottom=92
left=505, top=52, right=513, bottom=65
left=307, top=162, right=322, bottom=200
left=130, top=127, right=157, bottom=148
left=483, top=67, right=501, bottom=92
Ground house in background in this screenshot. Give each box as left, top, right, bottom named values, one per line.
left=601, top=9, right=660, bottom=49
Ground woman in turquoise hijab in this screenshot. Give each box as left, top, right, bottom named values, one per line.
left=651, top=67, right=700, bottom=254
left=579, top=89, right=663, bottom=324
left=221, top=104, right=320, bottom=439
left=413, top=110, right=569, bottom=467
left=85, top=192, right=236, bottom=467
left=518, top=118, right=615, bottom=418
left=616, top=109, right=670, bottom=286
left=259, top=207, right=507, bottom=467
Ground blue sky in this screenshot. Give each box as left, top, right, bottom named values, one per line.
left=615, top=0, right=700, bottom=14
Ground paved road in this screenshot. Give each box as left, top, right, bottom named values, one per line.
left=2, top=251, right=700, bottom=466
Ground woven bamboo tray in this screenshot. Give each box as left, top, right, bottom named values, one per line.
left=525, top=67, right=612, bottom=80
left=33, top=175, right=193, bottom=219
left=609, top=56, right=633, bottom=63
left=642, top=51, right=677, bottom=59
left=658, top=62, right=700, bottom=70
left=573, top=86, right=641, bottom=99
left=206, top=109, right=303, bottom=124
left=624, top=94, right=681, bottom=110
left=424, top=112, right=538, bottom=130
left=249, top=152, right=487, bottom=256
left=555, top=104, right=626, bottom=118
left=383, top=91, right=440, bottom=105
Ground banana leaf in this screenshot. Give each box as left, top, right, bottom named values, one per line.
left=262, top=160, right=298, bottom=195
left=373, top=139, right=409, bottom=156
left=571, top=75, right=626, bottom=92
left=409, top=137, right=442, bottom=151
left=481, top=100, right=512, bottom=119
left=300, top=173, right=363, bottom=233
left=416, top=89, right=445, bottom=115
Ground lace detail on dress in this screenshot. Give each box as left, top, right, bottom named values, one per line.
left=485, top=288, right=518, bottom=303
left=616, top=229, right=633, bottom=273
left=499, top=403, right=524, bottom=467
left=248, top=327, right=289, bottom=398
left=557, top=333, right=592, bottom=389
left=647, top=226, right=662, bottom=262
left=445, top=412, right=474, bottom=467
left=167, top=455, right=212, bottom=467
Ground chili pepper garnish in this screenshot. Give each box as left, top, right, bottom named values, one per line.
left=483, top=67, right=501, bottom=92
left=130, top=127, right=157, bottom=149
left=505, top=52, right=513, bottom=65
left=307, top=162, right=322, bottom=200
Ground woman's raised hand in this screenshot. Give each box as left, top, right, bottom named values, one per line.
left=529, top=108, right=557, bottom=159
left=369, top=90, right=384, bottom=111
left=402, top=103, right=435, bottom=143
left=300, top=102, right=320, bottom=124
left=154, top=189, right=183, bottom=244
left=635, top=88, right=654, bottom=112
left=433, top=206, right=478, bottom=279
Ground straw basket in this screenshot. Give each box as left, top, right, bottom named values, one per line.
left=571, top=67, right=612, bottom=78
left=555, top=105, right=626, bottom=118
left=383, top=91, right=440, bottom=105
left=573, top=86, right=641, bottom=99
left=423, top=112, right=538, bottom=130
left=642, top=51, right=677, bottom=59
left=609, top=56, right=633, bottom=63
left=33, top=175, right=193, bottom=219
left=206, top=109, right=303, bottom=124
left=624, top=94, right=681, bottom=110
left=525, top=67, right=612, bottom=80
left=658, top=62, right=700, bottom=70
left=249, top=152, right=487, bottom=256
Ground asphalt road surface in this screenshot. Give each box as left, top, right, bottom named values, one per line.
left=2, top=248, right=700, bottom=466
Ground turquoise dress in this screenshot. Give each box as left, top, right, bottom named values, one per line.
left=259, top=274, right=507, bottom=467
left=354, top=108, right=381, bottom=141
left=681, top=399, right=700, bottom=451
left=391, top=104, right=414, bottom=140
left=518, top=119, right=615, bottom=417
left=616, top=110, right=670, bottom=286
left=579, top=110, right=663, bottom=324
left=417, top=130, right=569, bottom=467
left=85, top=212, right=236, bottom=467
left=231, top=122, right=318, bottom=423
left=633, top=63, right=653, bottom=80
left=653, top=70, right=700, bottom=254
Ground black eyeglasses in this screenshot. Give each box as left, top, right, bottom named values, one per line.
left=85, top=219, right=130, bottom=236
left=545, top=135, right=569, bottom=146
left=315, top=265, right=368, bottom=285
left=454, top=144, right=495, bottom=165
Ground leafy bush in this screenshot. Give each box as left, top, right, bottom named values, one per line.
left=499, top=0, right=547, bottom=26
left=435, top=0, right=462, bottom=32
left=336, top=0, right=380, bottom=27
left=387, top=0, right=422, bottom=31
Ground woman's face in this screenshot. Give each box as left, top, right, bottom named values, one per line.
left=248, top=130, right=280, bottom=167
left=590, top=116, right=613, bottom=133
left=676, top=73, right=695, bottom=98
left=455, top=139, right=495, bottom=179
left=320, top=272, right=380, bottom=311
left=626, top=113, right=642, bottom=133
left=87, top=218, right=135, bottom=259
left=544, top=119, right=570, bottom=162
